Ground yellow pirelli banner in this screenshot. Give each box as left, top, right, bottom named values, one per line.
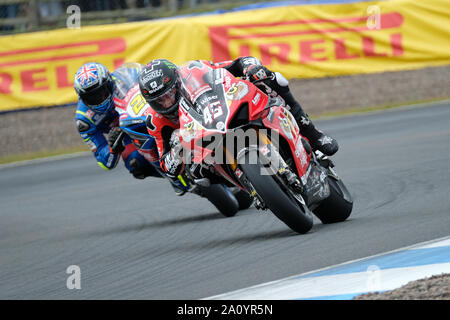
left=0, top=0, right=449, bottom=111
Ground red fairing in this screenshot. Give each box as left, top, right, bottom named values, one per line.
left=177, top=60, right=311, bottom=182
left=262, top=107, right=311, bottom=178
left=137, top=147, right=159, bottom=163
left=121, top=143, right=138, bottom=161
left=177, top=61, right=267, bottom=165
left=113, top=84, right=140, bottom=113
left=200, top=59, right=234, bottom=70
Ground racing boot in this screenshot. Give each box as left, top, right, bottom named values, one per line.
left=290, top=107, right=339, bottom=156
left=245, top=65, right=338, bottom=156
left=267, top=70, right=339, bottom=156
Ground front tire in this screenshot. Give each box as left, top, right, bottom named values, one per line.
left=239, top=150, right=313, bottom=234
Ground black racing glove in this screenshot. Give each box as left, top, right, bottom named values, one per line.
left=245, top=65, right=295, bottom=108
left=244, top=65, right=276, bottom=84
left=161, top=149, right=184, bottom=178
left=169, top=129, right=182, bottom=156
left=129, top=158, right=163, bottom=180
left=161, top=130, right=184, bottom=178
left=107, top=127, right=125, bottom=154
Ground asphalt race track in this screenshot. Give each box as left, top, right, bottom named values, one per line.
left=1, top=101, right=449, bottom=299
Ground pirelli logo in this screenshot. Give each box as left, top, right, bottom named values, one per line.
left=0, top=38, right=126, bottom=94
left=208, top=12, right=404, bottom=64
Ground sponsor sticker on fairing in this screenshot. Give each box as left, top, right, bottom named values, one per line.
left=252, top=93, right=261, bottom=105
left=226, top=82, right=249, bottom=101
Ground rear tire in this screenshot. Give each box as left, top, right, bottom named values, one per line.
left=239, top=150, right=313, bottom=234
left=313, top=177, right=353, bottom=224
left=201, top=184, right=239, bottom=217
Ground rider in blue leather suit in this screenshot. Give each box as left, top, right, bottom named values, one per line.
left=74, top=62, right=158, bottom=179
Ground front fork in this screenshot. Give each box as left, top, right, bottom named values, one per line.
left=235, top=142, right=306, bottom=210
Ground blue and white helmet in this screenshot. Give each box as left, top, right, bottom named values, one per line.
left=74, top=62, right=114, bottom=113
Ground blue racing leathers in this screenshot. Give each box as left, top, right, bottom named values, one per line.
left=75, top=103, right=121, bottom=170
left=75, top=86, right=157, bottom=178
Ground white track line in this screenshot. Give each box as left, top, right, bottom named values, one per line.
left=204, top=235, right=450, bottom=300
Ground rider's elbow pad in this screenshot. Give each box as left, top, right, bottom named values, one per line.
left=274, top=72, right=289, bottom=87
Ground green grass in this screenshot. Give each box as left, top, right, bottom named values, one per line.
left=0, top=146, right=88, bottom=165
left=0, top=97, right=448, bottom=165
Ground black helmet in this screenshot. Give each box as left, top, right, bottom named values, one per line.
left=74, top=62, right=114, bottom=114
left=139, top=59, right=181, bottom=119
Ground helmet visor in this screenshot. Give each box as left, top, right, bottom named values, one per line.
left=79, top=81, right=112, bottom=107
left=150, top=86, right=178, bottom=111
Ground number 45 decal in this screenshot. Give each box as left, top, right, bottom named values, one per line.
left=203, top=101, right=223, bottom=125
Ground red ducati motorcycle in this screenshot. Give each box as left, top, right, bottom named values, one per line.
left=176, top=61, right=353, bottom=234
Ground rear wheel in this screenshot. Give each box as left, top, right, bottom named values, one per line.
left=313, top=177, right=353, bottom=224
left=239, top=150, right=313, bottom=234
left=200, top=184, right=239, bottom=217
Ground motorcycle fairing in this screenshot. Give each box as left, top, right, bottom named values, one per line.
left=261, top=106, right=312, bottom=182
left=177, top=60, right=313, bottom=189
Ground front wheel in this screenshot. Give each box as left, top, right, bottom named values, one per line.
left=239, top=150, right=313, bottom=234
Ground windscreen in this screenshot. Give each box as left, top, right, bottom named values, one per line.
left=179, top=61, right=229, bottom=132
left=113, top=62, right=143, bottom=100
